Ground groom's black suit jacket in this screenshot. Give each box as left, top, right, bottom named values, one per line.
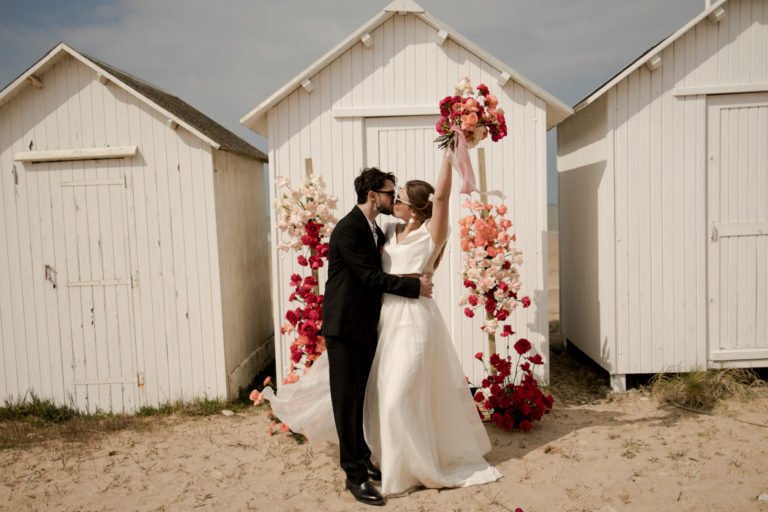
left=321, top=206, right=420, bottom=342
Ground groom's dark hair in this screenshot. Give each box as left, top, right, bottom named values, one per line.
left=354, top=167, right=397, bottom=204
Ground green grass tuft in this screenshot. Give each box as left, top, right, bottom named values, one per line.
left=0, top=393, right=82, bottom=423
left=644, top=368, right=764, bottom=410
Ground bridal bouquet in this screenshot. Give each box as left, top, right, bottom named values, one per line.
left=458, top=199, right=530, bottom=330
left=473, top=339, right=553, bottom=431
left=272, top=173, right=338, bottom=383
left=434, top=78, right=507, bottom=196
left=435, top=77, right=508, bottom=150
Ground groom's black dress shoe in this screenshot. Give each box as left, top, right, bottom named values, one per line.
left=366, top=460, right=382, bottom=481
left=345, top=479, right=385, bottom=506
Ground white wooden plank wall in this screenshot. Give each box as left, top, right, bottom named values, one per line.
left=0, top=54, right=227, bottom=412
left=608, top=0, right=767, bottom=373
left=267, top=13, right=549, bottom=384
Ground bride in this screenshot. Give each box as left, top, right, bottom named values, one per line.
left=263, top=148, right=501, bottom=496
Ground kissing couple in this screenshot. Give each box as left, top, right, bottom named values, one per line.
left=263, top=147, right=501, bottom=505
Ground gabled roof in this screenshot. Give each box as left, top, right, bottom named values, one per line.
left=572, top=0, right=728, bottom=113
left=240, top=0, right=572, bottom=135
left=0, top=43, right=267, bottom=162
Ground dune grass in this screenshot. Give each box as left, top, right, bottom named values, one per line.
left=644, top=368, right=765, bottom=411
left=0, top=393, right=249, bottom=450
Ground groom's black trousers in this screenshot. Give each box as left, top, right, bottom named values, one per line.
left=325, top=335, right=377, bottom=484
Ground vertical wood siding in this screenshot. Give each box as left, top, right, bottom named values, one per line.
left=267, top=13, right=550, bottom=384
left=559, top=0, right=768, bottom=374
left=212, top=148, right=272, bottom=398
left=0, top=54, right=228, bottom=412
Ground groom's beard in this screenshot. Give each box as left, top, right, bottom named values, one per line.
left=375, top=199, right=394, bottom=216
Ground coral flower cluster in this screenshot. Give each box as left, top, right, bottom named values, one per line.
left=458, top=199, right=530, bottom=335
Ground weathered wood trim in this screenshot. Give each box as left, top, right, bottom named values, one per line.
left=332, top=105, right=439, bottom=118
left=15, top=146, right=138, bottom=163
left=674, top=82, right=768, bottom=96
left=710, top=349, right=768, bottom=362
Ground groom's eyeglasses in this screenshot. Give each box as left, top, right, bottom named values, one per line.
left=373, top=189, right=395, bottom=197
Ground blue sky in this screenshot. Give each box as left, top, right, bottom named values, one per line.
left=0, top=0, right=707, bottom=203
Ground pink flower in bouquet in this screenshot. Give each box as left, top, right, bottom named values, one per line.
left=463, top=97, right=481, bottom=113
left=460, top=112, right=478, bottom=132
left=455, top=76, right=472, bottom=96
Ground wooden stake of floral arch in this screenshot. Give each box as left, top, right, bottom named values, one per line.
left=476, top=147, right=497, bottom=375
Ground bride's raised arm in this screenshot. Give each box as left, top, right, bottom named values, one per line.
left=429, top=148, right=452, bottom=246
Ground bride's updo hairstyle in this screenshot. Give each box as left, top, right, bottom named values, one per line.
left=404, top=180, right=434, bottom=223
left=404, top=179, right=446, bottom=268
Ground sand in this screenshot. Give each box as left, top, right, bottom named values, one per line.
left=1, top=388, right=767, bottom=511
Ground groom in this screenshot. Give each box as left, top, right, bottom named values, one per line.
left=321, top=167, right=433, bottom=506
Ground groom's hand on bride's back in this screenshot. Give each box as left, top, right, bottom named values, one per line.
left=418, top=273, right=434, bottom=298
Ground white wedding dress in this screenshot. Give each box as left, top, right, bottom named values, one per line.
left=364, top=220, right=500, bottom=495
left=262, top=219, right=500, bottom=496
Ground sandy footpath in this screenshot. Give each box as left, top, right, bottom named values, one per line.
left=1, top=390, right=767, bottom=512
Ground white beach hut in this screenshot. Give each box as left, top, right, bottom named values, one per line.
left=0, top=43, right=272, bottom=413
left=241, top=0, right=572, bottom=384
left=557, top=0, right=768, bottom=391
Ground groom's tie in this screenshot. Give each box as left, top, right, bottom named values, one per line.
left=371, top=222, right=378, bottom=246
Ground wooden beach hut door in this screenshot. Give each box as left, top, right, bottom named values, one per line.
left=364, top=115, right=461, bottom=346
left=706, top=93, right=768, bottom=365
left=59, top=165, right=140, bottom=413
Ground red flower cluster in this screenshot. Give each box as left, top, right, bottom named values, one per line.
left=280, top=274, right=325, bottom=382
left=280, top=220, right=332, bottom=384
left=434, top=79, right=508, bottom=150
left=473, top=340, right=553, bottom=432
left=296, top=220, right=329, bottom=270
left=283, top=272, right=326, bottom=378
